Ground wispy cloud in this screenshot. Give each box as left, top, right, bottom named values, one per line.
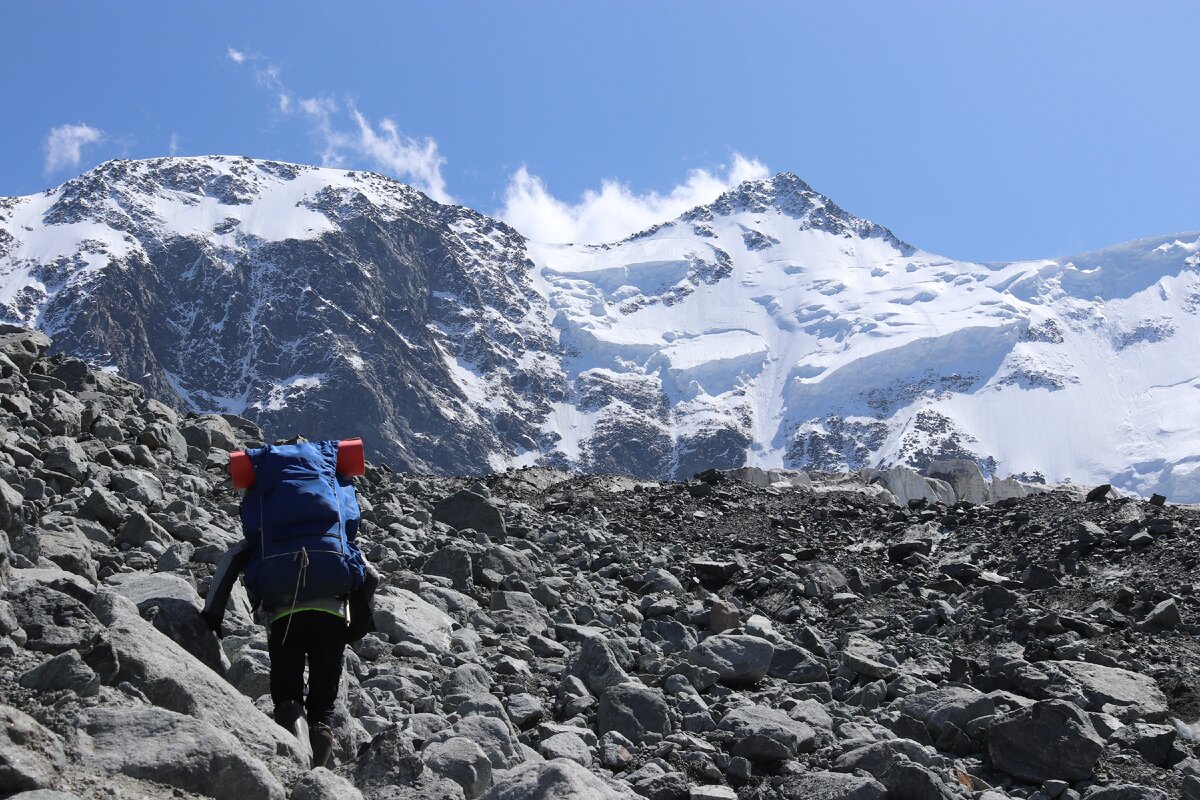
left=44, top=123, right=105, bottom=175
left=228, top=49, right=451, bottom=202
left=498, top=154, right=770, bottom=244
left=226, top=47, right=246, bottom=64
left=169, top=132, right=181, bottom=156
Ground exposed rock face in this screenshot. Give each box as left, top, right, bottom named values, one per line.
left=1, top=330, right=1199, bottom=799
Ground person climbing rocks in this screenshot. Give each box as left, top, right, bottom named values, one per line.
left=201, top=436, right=379, bottom=769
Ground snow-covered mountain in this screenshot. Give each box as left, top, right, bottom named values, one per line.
left=2, top=157, right=1198, bottom=499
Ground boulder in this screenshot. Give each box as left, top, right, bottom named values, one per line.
left=832, top=738, right=931, bottom=776
left=565, top=635, right=631, bottom=695
left=434, top=490, right=506, bottom=538
left=423, top=736, right=493, bottom=799
left=13, top=525, right=95, bottom=583
left=0, top=477, right=25, bottom=535
left=425, top=715, right=524, bottom=770
left=1083, top=786, right=1169, bottom=800
left=291, top=768, right=365, bottom=800
left=423, top=543, right=476, bottom=594
left=1052, top=661, right=1169, bottom=721
left=373, top=589, right=456, bottom=654
left=87, top=589, right=307, bottom=776
left=888, top=685, right=993, bottom=735
left=341, top=726, right=423, bottom=795
left=180, top=415, right=241, bottom=452
left=18, top=650, right=100, bottom=696
left=0, top=328, right=51, bottom=371
left=1109, top=722, right=1177, bottom=766
left=105, top=571, right=226, bottom=674
left=41, top=437, right=90, bottom=481
left=717, top=705, right=818, bottom=762
left=537, top=732, right=592, bottom=766
left=8, top=585, right=102, bottom=654
left=841, top=633, right=900, bottom=680
left=597, top=682, right=672, bottom=745
left=77, top=706, right=285, bottom=800
left=986, top=699, right=1105, bottom=783
left=0, top=704, right=67, bottom=793
left=442, top=663, right=494, bottom=709
left=877, top=761, right=957, bottom=800
left=109, top=469, right=166, bottom=507
left=479, top=759, right=633, bottom=800
left=781, top=771, right=886, bottom=800
left=687, top=634, right=774, bottom=686
left=925, top=460, right=990, bottom=503
left=769, top=642, right=827, bottom=684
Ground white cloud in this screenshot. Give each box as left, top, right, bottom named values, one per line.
left=168, top=133, right=181, bottom=156
left=344, top=111, right=450, bottom=203
left=44, top=123, right=105, bottom=174
left=498, top=154, right=770, bottom=244
left=227, top=48, right=452, bottom=202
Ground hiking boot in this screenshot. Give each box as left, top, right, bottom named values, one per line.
left=310, top=723, right=335, bottom=769
left=275, top=700, right=313, bottom=764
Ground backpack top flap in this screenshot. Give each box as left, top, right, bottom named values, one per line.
left=240, top=441, right=343, bottom=554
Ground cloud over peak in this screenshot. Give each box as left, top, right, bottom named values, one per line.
left=498, top=154, right=770, bottom=245
left=44, top=123, right=105, bottom=175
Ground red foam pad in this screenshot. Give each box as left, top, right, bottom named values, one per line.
left=337, top=438, right=365, bottom=476
left=229, top=451, right=256, bottom=489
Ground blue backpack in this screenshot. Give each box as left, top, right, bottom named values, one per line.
left=240, top=440, right=365, bottom=609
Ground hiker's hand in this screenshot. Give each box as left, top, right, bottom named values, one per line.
left=200, top=610, right=224, bottom=638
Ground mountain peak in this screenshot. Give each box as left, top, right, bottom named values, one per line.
left=675, top=171, right=913, bottom=253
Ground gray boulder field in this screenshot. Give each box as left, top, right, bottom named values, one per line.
left=1, top=326, right=1198, bottom=799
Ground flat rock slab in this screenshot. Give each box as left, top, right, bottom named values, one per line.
left=77, top=706, right=285, bottom=800
left=1053, top=661, right=1169, bottom=721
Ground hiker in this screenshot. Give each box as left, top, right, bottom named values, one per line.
left=201, top=437, right=379, bottom=769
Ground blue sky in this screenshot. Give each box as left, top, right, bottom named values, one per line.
left=3, top=1, right=1197, bottom=261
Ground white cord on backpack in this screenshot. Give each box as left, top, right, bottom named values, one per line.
left=280, top=547, right=310, bottom=646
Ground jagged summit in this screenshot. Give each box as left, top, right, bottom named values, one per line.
left=684, top=171, right=912, bottom=251
left=617, top=171, right=911, bottom=254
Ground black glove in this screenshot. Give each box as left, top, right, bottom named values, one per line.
left=199, top=610, right=224, bottom=638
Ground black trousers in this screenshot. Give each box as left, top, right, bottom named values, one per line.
left=267, top=611, right=346, bottom=730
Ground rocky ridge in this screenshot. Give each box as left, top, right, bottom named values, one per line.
left=2, top=325, right=1200, bottom=800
